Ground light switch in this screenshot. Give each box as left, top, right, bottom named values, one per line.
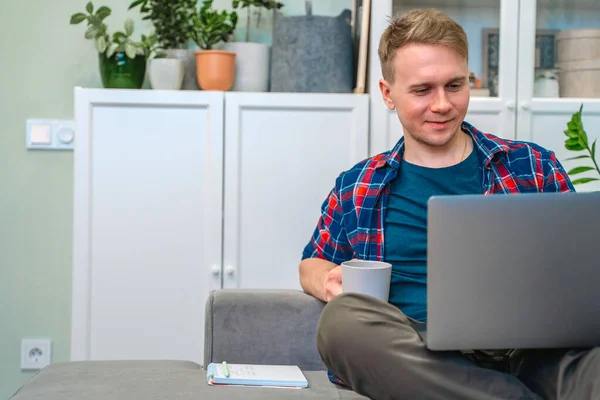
left=30, top=124, right=51, bottom=145
left=26, top=119, right=75, bottom=150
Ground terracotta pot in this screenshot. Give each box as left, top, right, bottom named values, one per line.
left=195, top=50, right=236, bottom=91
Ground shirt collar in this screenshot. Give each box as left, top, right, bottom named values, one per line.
left=374, top=121, right=509, bottom=170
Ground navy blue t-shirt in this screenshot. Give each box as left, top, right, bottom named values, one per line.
left=384, top=143, right=482, bottom=322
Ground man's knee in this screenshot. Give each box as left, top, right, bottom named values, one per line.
left=317, top=292, right=391, bottom=360
left=317, top=293, right=363, bottom=355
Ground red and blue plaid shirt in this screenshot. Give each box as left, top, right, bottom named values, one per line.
left=302, top=121, right=575, bottom=264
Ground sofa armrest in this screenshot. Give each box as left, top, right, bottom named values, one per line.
left=204, top=289, right=326, bottom=371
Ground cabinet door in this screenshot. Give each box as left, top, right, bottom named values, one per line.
left=223, top=93, right=369, bottom=290
left=71, top=89, right=223, bottom=365
left=516, top=0, right=600, bottom=191
left=369, top=0, right=519, bottom=155
left=521, top=100, right=600, bottom=192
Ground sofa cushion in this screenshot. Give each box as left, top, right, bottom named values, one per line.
left=10, top=360, right=367, bottom=400
left=204, top=289, right=327, bottom=371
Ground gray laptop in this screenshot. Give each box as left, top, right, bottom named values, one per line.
left=423, top=191, right=600, bottom=351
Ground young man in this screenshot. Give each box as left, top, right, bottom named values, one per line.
left=299, top=9, right=599, bottom=400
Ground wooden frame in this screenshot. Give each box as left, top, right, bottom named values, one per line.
left=353, top=0, right=371, bottom=94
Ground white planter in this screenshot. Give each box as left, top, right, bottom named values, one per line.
left=149, top=58, right=184, bottom=90
left=224, top=42, right=270, bottom=92
left=164, top=49, right=198, bottom=90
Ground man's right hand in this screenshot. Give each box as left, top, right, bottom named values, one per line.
left=299, top=257, right=343, bottom=303
left=322, top=266, right=343, bottom=302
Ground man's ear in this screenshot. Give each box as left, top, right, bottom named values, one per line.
left=379, top=79, right=396, bottom=110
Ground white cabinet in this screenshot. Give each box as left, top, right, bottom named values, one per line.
left=368, top=0, right=600, bottom=190
left=70, top=88, right=369, bottom=364
left=223, top=93, right=369, bottom=290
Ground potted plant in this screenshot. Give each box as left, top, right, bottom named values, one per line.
left=70, top=2, right=158, bottom=89
left=189, top=0, right=238, bottom=91
left=563, top=104, right=600, bottom=187
left=225, top=0, right=283, bottom=92
left=128, top=0, right=198, bottom=90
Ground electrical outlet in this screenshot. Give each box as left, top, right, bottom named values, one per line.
left=21, top=339, right=52, bottom=370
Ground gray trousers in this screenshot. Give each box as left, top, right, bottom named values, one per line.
left=317, top=293, right=600, bottom=400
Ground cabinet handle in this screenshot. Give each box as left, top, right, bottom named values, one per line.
left=225, top=266, right=235, bottom=276
left=520, top=101, right=531, bottom=110
left=505, top=101, right=515, bottom=110
left=211, top=265, right=220, bottom=276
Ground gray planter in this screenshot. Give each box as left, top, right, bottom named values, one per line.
left=270, top=8, right=353, bottom=93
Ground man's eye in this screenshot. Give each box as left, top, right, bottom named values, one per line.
left=448, top=83, right=462, bottom=90
left=415, top=88, right=429, bottom=93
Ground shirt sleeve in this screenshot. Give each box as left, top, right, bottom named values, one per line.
left=543, top=150, right=576, bottom=193
left=301, top=183, right=355, bottom=265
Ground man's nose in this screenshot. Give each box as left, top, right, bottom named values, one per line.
left=430, top=88, right=452, bottom=113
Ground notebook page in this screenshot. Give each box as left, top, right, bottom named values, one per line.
left=207, top=363, right=308, bottom=387
left=220, top=364, right=306, bottom=382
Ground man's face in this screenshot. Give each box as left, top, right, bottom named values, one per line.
left=380, top=43, right=470, bottom=148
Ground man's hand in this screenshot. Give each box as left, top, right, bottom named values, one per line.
left=299, top=257, right=343, bottom=303
left=322, top=266, right=343, bottom=302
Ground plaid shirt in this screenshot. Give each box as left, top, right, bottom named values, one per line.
left=302, top=121, right=575, bottom=264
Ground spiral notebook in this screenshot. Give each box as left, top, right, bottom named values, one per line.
left=206, top=362, right=309, bottom=389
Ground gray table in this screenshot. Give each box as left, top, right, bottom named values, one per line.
left=11, top=360, right=367, bottom=400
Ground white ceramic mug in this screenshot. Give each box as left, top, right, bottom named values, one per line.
left=341, top=260, right=392, bottom=302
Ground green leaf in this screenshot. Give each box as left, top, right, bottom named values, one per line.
left=125, top=43, right=138, bottom=59
left=128, top=0, right=145, bottom=9
left=565, top=155, right=590, bottom=161
left=124, top=19, right=134, bottom=36
left=86, top=1, right=94, bottom=14
left=565, top=138, right=584, bottom=151
left=70, top=13, right=87, bottom=24
left=112, top=31, right=126, bottom=41
left=95, top=6, right=111, bottom=20
left=567, top=121, right=578, bottom=131
left=88, top=15, right=100, bottom=26
left=106, top=44, right=116, bottom=58
left=95, top=36, right=107, bottom=53
left=579, top=127, right=589, bottom=148
left=564, top=129, right=578, bottom=139
left=566, top=143, right=585, bottom=151
left=593, top=139, right=597, bottom=160
left=571, top=177, right=599, bottom=185
left=85, top=25, right=98, bottom=39
left=568, top=166, right=596, bottom=175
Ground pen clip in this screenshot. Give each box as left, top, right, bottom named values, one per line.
left=222, top=361, right=230, bottom=377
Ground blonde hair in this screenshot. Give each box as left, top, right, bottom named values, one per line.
left=378, top=9, right=469, bottom=82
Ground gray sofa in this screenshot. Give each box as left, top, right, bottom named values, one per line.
left=11, top=289, right=367, bottom=399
